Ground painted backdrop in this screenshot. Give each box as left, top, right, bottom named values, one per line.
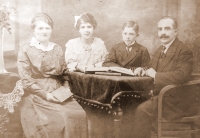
left=1, top=0, right=200, bottom=73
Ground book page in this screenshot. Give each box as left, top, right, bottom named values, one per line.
left=109, top=67, right=135, bottom=76
left=85, top=66, right=135, bottom=76
left=95, top=72, right=121, bottom=76
left=85, top=67, right=110, bottom=73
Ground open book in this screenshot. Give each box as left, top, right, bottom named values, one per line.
left=51, top=86, right=73, bottom=103
left=85, top=67, right=135, bottom=76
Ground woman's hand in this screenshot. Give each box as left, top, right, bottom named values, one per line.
left=46, top=93, right=59, bottom=103
left=76, top=64, right=86, bottom=72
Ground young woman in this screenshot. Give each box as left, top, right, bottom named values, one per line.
left=65, top=13, right=108, bottom=72
left=17, top=13, right=88, bottom=138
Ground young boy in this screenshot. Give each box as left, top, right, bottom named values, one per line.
left=102, top=21, right=150, bottom=75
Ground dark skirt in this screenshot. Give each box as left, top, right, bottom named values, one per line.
left=20, top=94, right=88, bottom=138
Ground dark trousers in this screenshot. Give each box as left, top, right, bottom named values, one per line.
left=132, top=96, right=158, bottom=138
left=132, top=94, right=198, bottom=138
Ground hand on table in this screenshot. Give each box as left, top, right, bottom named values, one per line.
left=133, top=67, right=146, bottom=77
left=76, top=64, right=95, bottom=73
left=76, top=64, right=86, bottom=73
left=145, top=68, right=156, bottom=79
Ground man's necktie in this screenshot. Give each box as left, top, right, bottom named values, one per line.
left=160, top=46, right=166, bottom=61
left=126, top=46, right=132, bottom=55
left=155, top=45, right=166, bottom=71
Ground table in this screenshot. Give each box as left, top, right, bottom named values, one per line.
left=66, top=72, right=154, bottom=104
left=66, top=72, right=154, bottom=137
left=0, top=73, right=24, bottom=138
left=66, top=72, right=154, bottom=138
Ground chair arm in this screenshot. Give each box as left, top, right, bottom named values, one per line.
left=157, top=79, right=200, bottom=138
left=158, top=79, right=200, bottom=121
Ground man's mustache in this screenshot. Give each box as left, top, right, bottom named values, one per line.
left=159, top=35, right=169, bottom=39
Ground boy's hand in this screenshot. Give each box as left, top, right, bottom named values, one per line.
left=133, top=67, right=146, bottom=77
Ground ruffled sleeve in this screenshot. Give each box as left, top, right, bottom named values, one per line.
left=92, top=38, right=108, bottom=67
left=65, top=39, right=80, bottom=71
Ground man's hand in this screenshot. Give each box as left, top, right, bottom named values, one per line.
left=46, top=93, right=59, bottom=103
left=133, top=67, right=146, bottom=77
left=145, top=68, right=156, bottom=79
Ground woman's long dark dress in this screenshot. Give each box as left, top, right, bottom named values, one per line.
left=17, top=42, right=88, bottom=138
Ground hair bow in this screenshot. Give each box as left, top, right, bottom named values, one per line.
left=74, top=15, right=81, bottom=28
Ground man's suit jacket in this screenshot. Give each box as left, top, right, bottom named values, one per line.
left=151, top=38, right=195, bottom=119
left=151, top=38, right=193, bottom=94
left=102, top=42, right=150, bottom=69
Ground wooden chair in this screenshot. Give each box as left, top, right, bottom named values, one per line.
left=152, top=79, right=200, bottom=138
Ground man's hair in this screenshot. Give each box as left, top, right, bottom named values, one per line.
left=122, top=21, right=139, bottom=34
left=159, top=16, right=178, bottom=29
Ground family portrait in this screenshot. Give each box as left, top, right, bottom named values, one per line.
left=0, top=0, right=200, bottom=138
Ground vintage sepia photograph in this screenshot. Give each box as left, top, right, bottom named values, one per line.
left=0, top=0, right=200, bottom=138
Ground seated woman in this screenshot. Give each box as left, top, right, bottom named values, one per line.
left=65, top=12, right=108, bottom=72
left=17, top=13, right=88, bottom=138
left=102, top=21, right=150, bottom=76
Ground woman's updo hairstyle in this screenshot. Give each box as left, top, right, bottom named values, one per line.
left=75, top=13, right=97, bottom=30
left=31, top=13, right=53, bottom=30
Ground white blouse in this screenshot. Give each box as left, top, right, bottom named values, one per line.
left=65, top=37, right=108, bottom=71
